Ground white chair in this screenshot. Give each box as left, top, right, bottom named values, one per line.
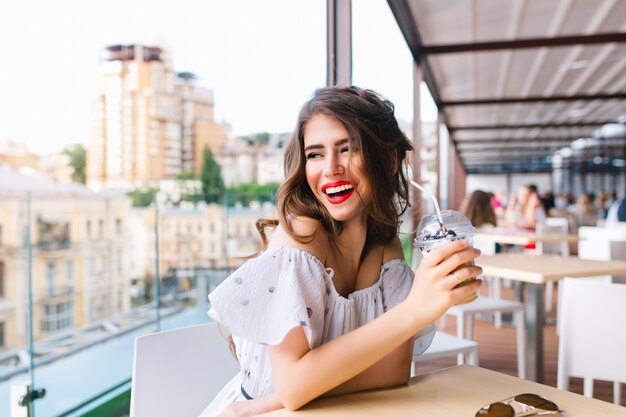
left=445, top=296, right=525, bottom=379
left=536, top=217, right=570, bottom=313
left=130, top=323, right=239, bottom=417
left=578, top=225, right=626, bottom=261
left=555, top=275, right=612, bottom=335
left=472, top=240, right=509, bottom=328
left=557, top=279, right=626, bottom=405
left=411, top=330, right=478, bottom=377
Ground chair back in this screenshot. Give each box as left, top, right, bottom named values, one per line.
left=130, top=323, right=239, bottom=417
left=557, top=279, right=626, bottom=394
left=536, top=217, right=569, bottom=256
left=578, top=225, right=626, bottom=261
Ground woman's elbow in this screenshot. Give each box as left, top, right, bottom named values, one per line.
left=401, top=365, right=412, bottom=384
left=275, top=387, right=309, bottom=412
left=282, top=401, right=304, bottom=412
left=395, top=362, right=412, bottom=385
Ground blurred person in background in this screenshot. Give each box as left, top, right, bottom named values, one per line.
left=539, top=191, right=555, bottom=215
left=570, top=193, right=599, bottom=228
left=597, top=192, right=609, bottom=220
left=505, top=184, right=546, bottom=230
left=606, top=196, right=626, bottom=224
left=462, top=190, right=497, bottom=232
left=462, top=190, right=501, bottom=253
left=488, top=190, right=506, bottom=220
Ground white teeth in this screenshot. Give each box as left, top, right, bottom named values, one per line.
left=325, top=184, right=353, bottom=194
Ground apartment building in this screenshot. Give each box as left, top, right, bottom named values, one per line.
left=216, top=133, right=287, bottom=186
left=0, top=168, right=131, bottom=350
left=0, top=139, right=73, bottom=183
left=87, top=44, right=228, bottom=189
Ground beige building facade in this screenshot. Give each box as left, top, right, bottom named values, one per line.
left=0, top=170, right=132, bottom=351
left=127, top=201, right=277, bottom=286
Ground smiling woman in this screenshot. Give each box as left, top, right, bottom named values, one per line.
left=198, top=86, right=483, bottom=417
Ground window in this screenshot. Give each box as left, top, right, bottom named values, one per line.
left=65, top=260, right=73, bottom=289
left=0, top=261, right=4, bottom=298
left=46, top=261, right=56, bottom=297
left=116, top=218, right=123, bottom=235
left=86, top=220, right=91, bottom=239
left=42, top=301, right=73, bottom=332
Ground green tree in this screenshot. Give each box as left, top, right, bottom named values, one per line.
left=175, top=171, right=196, bottom=180
left=227, top=182, right=279, bottom=206
left=243, top=132, right=271, bottom=146
left=127, top=187, right=158, bottom=207
left=200, top=146, right=225, bottom=203
left=63, top=144, right=86, bottom=184
left=253, top=132, right=271, bottom=145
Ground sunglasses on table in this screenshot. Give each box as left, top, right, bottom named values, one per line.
left=475, top=393, right=565, bottom=417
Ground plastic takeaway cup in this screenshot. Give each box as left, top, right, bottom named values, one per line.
left=413, top=209, right=478, bottom=305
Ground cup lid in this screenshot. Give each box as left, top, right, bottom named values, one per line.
left=414, top=209, right=476, bottom=245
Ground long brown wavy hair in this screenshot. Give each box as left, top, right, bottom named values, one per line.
left=461, top=190, right=497, bottom=228
left=268, top=86, right=413, bottom=247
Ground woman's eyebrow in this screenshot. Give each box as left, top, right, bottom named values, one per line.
left=304, top=143, right=323, bottom=152
left=304, top=138, right=350, bottom=152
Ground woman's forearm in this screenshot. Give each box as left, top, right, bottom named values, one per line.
left=324, top=338, right=414, bottom=396
left=269, top=300, right=425, bottom=410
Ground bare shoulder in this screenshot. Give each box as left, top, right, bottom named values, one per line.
left=382, top=235, right=405, bottom=263
left=268, top=216, right=329, bottom=261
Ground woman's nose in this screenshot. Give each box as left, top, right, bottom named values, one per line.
left=323, top=153, right=343, bottom=176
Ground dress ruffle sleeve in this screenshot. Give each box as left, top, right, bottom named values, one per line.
left=208, top=247, right=327, bottom=349
left=379, top=259, right=414, bottom=312
left=379, top=260, right=436, bottom=354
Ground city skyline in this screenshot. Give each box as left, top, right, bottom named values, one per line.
left=0, top=1, right=434, bottom=156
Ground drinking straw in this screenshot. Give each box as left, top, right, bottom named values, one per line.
left=409, top=180, right=447, bottom=234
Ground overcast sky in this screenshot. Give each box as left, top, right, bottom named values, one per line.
left=0, top=0, right=435, bottom=155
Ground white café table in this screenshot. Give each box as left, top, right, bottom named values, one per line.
left=262, top=365, right=626, bottom=416
left=478, top=253, right=626, bottom=383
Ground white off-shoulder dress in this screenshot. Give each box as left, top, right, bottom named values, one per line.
left=198, top=246, right=435, bottom=417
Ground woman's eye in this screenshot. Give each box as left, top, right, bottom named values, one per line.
left=340, top=146, right=350, bottom=154
left=306, top=152, right=321, bottom=160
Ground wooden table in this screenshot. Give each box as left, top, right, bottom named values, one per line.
left=474, top=229, right=580, bottom=246
left=478, top=253, right=626, bottom=382
left=262, top=365, right=626, bottom=416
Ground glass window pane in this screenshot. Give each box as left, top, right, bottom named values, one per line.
left=0, top=2, right=325, bottom=415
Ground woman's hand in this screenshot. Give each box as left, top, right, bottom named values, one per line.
left=406, top=239, right=482, bottom=324
left=218, top=394, right=283, bottom=417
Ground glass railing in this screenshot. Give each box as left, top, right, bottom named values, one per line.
left=0, top=189, right=274, bottom=416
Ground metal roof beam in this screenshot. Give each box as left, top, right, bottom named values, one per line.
left=455, top=136, right=583, bottom=144
left=442, top=93, right=626, bottom=106
left=459, top=146, right=563, bottom=153
left=450, top=120, right=615, bottom=131
left=421, top=32, right=626, bottom=55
